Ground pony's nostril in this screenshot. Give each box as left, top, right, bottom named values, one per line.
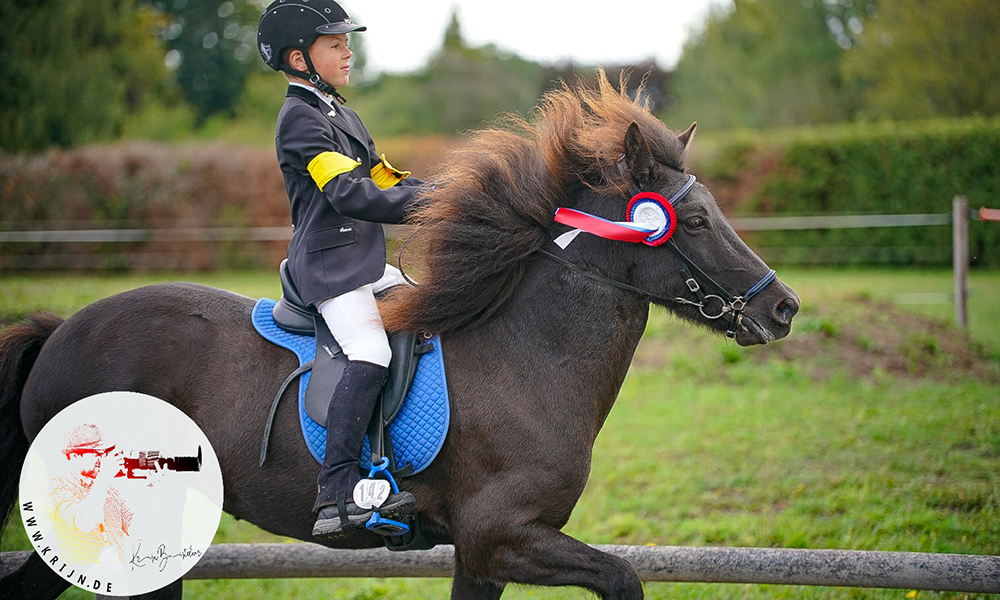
left=775, top=298, right=799, bottom=324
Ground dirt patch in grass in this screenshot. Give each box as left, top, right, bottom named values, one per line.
left=634, top=296, right=1000, bottom=384
left=756, top=296, right=1000, bottom=383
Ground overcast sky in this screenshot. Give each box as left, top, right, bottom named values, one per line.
left=345, top=1, right=731, bottom=75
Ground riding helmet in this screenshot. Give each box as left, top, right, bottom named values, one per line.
left=257, top=0, right=366, bottom=71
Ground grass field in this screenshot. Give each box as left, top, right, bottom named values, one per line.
left=1, top=268, right=998, bottom=599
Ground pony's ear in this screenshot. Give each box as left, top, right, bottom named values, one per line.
left=677, top=122, right=697, bottom=148
left=624, top=122, right=656, bottom=188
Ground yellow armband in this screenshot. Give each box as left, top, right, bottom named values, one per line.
left=307, top=151, right=361, bottom=191
left=370, top=154, right=411, bottom=190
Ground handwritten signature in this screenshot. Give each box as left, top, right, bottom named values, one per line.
left=130, top=541, right=202, bottom=572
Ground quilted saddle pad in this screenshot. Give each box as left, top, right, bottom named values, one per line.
left=251, top=298, right=449, bottom=474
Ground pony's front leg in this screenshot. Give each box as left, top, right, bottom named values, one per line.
left=453, top=523, right=643, bottom=600
left=0, top=551, right=71, bottom=600
left=134, top=579, right=183, bottom=599
left=452, top=558, right=505, bottom=600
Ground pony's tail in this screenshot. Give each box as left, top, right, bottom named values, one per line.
left=0, top=313, right=63, bottom=536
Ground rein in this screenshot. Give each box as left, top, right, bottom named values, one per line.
left=542, top=174, right=777, bottom=339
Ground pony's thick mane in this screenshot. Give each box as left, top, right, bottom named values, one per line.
left=380, top=71, right=688, bottom=334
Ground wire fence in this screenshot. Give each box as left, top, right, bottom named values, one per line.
left=0, top=212, right=968, bottom=244
left=1, top=205, right=996, bottom=272
left=2, top=204, right=997, bottom=595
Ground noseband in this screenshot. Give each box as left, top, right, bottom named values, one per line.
left=541, top=174, right=777, bottom=339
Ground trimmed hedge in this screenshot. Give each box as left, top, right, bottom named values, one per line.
left=691, top=118, right=1000, bottom=267
left=0, top=138, right=447, bottom=271
left=0, top=143, right=290, bottom=270
left=2, top=122, right=997, bottom=270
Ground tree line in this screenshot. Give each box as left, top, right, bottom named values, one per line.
left=2, top=0, right=998, bottom=152
left=0, top=0, right=261, bottom=152
left=668, top=0, right=1000, bottom=130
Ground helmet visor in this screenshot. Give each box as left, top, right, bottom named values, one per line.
left=316, top=21, right=366, bottom=35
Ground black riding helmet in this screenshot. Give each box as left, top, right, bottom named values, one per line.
left=257, top=0, right=365, bottom=100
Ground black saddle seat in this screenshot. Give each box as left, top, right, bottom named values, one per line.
left=272, top=259, right=317, bottom=334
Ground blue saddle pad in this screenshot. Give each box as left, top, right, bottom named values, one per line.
left=251, top=298, right=449, bottom=474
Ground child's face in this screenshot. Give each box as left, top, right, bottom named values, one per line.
left=307, top=34, right=353, bottom=88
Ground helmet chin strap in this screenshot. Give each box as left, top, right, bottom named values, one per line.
left=282, top=48, right=347, bottom=105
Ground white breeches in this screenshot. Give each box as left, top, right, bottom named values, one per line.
left=316, top=265, right=406, bottom=368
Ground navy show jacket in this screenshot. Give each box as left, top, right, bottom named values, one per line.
left=275, top=85, right=423, bottom=306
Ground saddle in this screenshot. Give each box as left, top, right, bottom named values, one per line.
left=266, top=259, right=432, bottom=475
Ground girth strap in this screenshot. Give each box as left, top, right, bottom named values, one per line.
left=260, top=360, right=314, bottom=466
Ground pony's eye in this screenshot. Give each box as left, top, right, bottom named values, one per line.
left=685, top=216, right=707, bottom=230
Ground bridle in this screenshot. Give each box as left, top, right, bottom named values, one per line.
left=539, top=173, right=777, bottom=339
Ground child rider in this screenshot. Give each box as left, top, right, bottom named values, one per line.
left=257, top=0, right=420, bottom=539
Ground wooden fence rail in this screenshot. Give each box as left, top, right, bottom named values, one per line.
left=3, top=544, right=999, bottom=594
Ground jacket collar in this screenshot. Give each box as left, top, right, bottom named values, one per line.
left=285, top=84, right=321, bottom=107
left=287, top=83, right=337, bottom=113
left=285, top=85, right=366, bottom=148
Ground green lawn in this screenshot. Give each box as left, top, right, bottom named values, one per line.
left=1, top=269, right=998, bottom=599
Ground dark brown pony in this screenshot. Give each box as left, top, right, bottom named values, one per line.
left=0, top=73, right=798, bottom=600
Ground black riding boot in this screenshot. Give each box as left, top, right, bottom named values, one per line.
left=312, top=360, right=414, bottom=538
